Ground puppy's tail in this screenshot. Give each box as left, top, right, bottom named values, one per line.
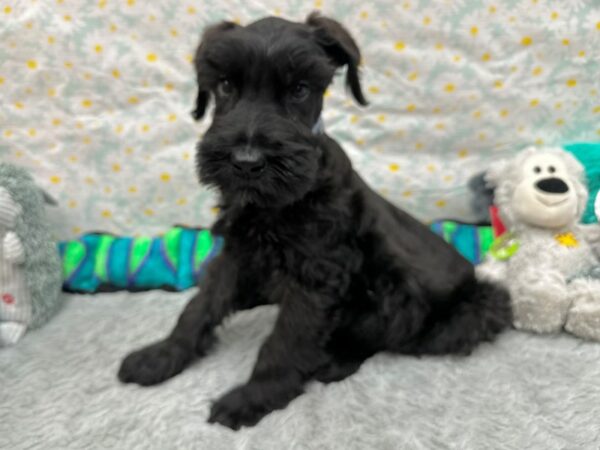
left=409, top=278, right=512, bottom=356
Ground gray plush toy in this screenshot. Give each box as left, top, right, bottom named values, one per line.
left=477, top=147, right=600, bottom=341
left=0, top=163, right=63, bottom=346
left=467, top=171, right=495, bottom=224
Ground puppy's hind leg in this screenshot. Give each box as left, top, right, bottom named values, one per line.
left=313, top=357, right=364, bottom=384
left=401, top=278, right=512, bottom=356
left=314, top=311, right=382, bottom=383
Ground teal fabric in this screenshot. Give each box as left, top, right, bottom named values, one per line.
left=133, top=239, right=177, bottom=290
left=564, top=142, right=600, bottom=224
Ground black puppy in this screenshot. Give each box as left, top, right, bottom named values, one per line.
left=118, top=13, right=512, bottom=430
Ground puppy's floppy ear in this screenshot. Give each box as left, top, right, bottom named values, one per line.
left=306, top=12, right=368, bottom=106
left=191, top=21, right=239, bottom=121
left=191, top=91, right=210, bottom=121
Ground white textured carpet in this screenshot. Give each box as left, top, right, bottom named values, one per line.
left=2, top=291, right=599, bottom=450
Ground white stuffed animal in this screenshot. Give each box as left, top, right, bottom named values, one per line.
left=477, top=146, right=600, bottom=341
left=0, top=163, right=63, bottom=346
left=0, top=186, right=29, bottom=344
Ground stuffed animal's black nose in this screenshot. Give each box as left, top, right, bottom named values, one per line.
left=535, top=177, right=569, bottom=194
left=231, top=148, right=266, bottom=177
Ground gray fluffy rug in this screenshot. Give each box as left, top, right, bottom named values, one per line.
left=1, top=290, right=599, bottom=449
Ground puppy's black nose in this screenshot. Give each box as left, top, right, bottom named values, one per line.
left=231, top=148, right=266, bottom=177
left=535, top=177, right=569, bottom=194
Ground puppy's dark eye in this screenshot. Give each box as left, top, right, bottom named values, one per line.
left=290, top=82, right=310, bottom=101
left=548, top=165, right=556, bottom=173
left=217, top=78, right=233, bottom=97
left=533, top=166, right=541, bottom=174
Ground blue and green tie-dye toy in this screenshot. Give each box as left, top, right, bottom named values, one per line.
left=56, top=221, right=491, bottom=293
left=58, top=226, right=223, bottom=293
left=430, top=220, right=494, bottom=265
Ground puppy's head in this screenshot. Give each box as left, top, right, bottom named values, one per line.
left=192, top=13, right=366, bottom=208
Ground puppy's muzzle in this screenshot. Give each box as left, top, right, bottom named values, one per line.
left=231, top=147, right=266, bottom=178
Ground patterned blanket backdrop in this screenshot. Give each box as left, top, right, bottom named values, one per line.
left=1, top=0, right=599, bottom=239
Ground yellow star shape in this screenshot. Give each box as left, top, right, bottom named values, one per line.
left=555, top=232, right=579, bottom=247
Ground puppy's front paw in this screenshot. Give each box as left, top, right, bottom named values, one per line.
left=208, top=385, right=268, bottom=430
left=118, top=340, right=192, bottom=386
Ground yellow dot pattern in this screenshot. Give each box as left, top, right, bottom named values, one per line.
left=521, top=36, right=533, bottom=46
left=1, top=2, right=598, bottom=235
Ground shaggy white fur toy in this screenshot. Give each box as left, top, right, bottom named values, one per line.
left=0, top=163, right=63, bottom=346
left=477, top=147, right=600, bottom=341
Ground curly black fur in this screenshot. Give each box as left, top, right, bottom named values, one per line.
left=118, top=13, right=512, bottom=430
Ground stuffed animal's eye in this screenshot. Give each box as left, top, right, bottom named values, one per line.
left=290, top=82, right=310, bottom=101
left=533, top=166, right=541, bottom=174
left=548, top=166, right=556, bottom=173
left=217, top=78, right=233, bottom=97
